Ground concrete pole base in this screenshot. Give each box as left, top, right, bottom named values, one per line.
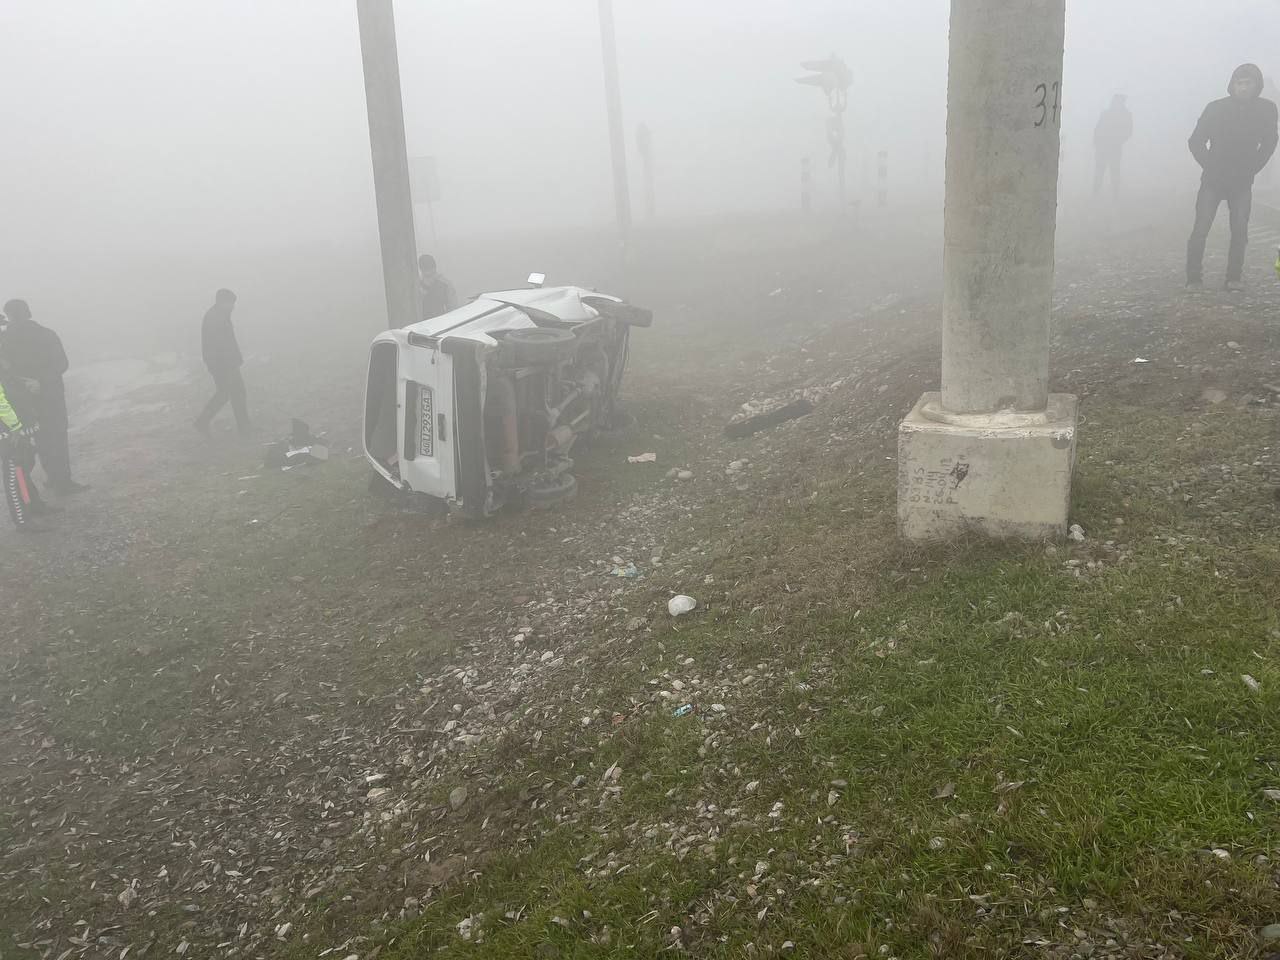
left=897, top=392, right=1079, bottom=541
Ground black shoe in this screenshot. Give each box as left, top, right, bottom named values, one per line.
left=53, top=481, right=90, bottom=496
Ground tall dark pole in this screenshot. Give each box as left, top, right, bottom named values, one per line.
left=597, top=0, right=631, bottom=250
left=357, top=0, right=419, bottom=330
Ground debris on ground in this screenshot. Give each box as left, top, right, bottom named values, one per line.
left=668, top=595, right=697, bottom=616
left=725, top=394, right=817, bottom=439
left=627, top=452, right=657, bottom=464
left=672, top=703, right=693, bottom=718
left=264, top=418, right=330, bottom=469
left=1068, top=523, right=1086, bottom=542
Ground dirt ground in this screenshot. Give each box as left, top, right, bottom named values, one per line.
left=3, top=202, right=1280, bottom=959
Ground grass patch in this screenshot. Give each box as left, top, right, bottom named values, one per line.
left=373, top=398, right=1280, bottom=959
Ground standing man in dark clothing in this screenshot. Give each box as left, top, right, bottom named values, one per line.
left=194, top=288, right=250, bottom=437
left=1093, top=94, right=1133, bottom=199
left=0, top=299, right=87, bottom=495
left=418, top=255, right=457, bottom=321
left=1186, top=63, right=1280, bottom=289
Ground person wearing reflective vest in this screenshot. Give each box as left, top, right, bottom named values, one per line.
left=0, top=377, right=39, bottom=530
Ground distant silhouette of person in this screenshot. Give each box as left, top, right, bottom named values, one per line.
left=418, top=255, right=457, bottom=321
left=637, top=122, right=656, bottom=219
left=1186, top=64, right=1279, bottom=289
left=194, top=288, right=250, bottom=437
left=0, top=298, right=87, bottom=495
left=1093, top=94, right=1133, bottom=199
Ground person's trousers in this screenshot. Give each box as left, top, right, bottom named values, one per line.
left=1093, top=149, right=1122, bottom=199
left=1187, top=179, right=1253, bottom=283
left=2, top=445, right=33, bottom=527
left=196, top=366, right=250, bottom=434
left=34, top=390, right=73, bottom=490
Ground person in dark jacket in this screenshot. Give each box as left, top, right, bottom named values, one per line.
left=1186, top=63, right=1280, bottom=289
left=418, top=254, right=458, bottom=321
left=0, top=299, right=88, bottom=495
left=1093, top=94, right=1133, bottom=199
left=194, top=288, right=250, bottom=437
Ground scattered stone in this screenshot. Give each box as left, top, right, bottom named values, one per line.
left=933, top=781, right=956, bottom=800
left=676, top=470, right=694, bottom=481
left=1068, top=523, right=1086, bottom=542
left=668, top=595, right=697, bottom=617
left=449, top=786, right=469, bottom=810
left=1201, top=388, right=1228, bottom=405
left=117, top=885, right=138, bottom=909
left=1262, top=923, right=1280, bottom=942
left=1243, top=674, right=1262, bottom=693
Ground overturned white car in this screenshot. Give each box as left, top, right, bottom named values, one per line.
left=363, top=280, right=651, bottom=518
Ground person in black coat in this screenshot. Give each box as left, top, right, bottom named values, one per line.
left=1093, top=94, right=1133, bottom=199
left=1186, top=63, right=1279, bottom=288
left=0, top=298, right=87, bottom=495
left=194, top=288, right=250, bottom=437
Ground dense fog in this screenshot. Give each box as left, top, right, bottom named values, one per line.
left=0, top=0, right=1275, bottom=357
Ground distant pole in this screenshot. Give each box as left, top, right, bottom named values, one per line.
left=597, top=0, right=632, bottom=249
left=357, top=0, right=419, bottom=330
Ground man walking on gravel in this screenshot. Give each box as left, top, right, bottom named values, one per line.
left=194, top=288, right=250, bottom=438
left=1186, top=63, right=1279, bottom=289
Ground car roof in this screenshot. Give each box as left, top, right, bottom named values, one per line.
left=402, top=285, right=620, bottom=344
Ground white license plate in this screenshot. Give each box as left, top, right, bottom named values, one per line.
left=419, top=386, right=434, bottom=456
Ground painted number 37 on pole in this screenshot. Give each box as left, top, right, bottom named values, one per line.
left=1033, top=80, right=1062, bottom=128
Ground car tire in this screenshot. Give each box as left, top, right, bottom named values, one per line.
left=529, top=471, right=577, bottom=507
left=505, top=327, right=577, bottom=365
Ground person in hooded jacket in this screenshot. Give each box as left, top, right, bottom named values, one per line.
left=1186, top=63, right=1279, bottom=289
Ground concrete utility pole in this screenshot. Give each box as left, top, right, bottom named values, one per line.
left=897, top=0, right=1078, bottom=540
left=357, top=0, right=419, bottom=329
left=597, top=0, right=632, bottom=248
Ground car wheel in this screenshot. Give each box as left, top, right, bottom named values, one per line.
left=529, top=471, right=577, bottom=506
left=505, top=327, right=577, bottom=365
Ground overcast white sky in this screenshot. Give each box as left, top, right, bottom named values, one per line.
left=0, top=1, right=1275, bottom=347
